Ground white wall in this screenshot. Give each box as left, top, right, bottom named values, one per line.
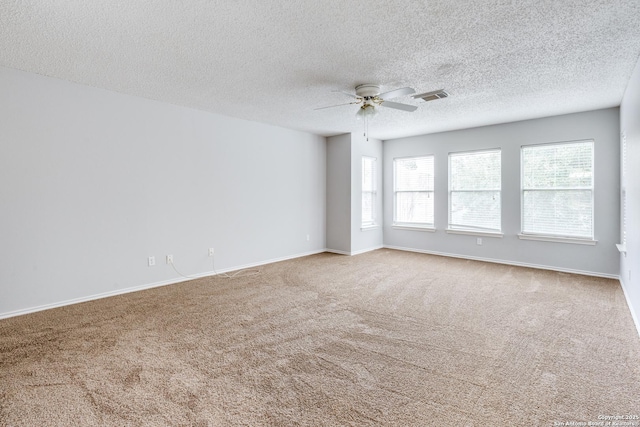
left=0, top=66, right=326, bottom=317
left=620, top=55, right=640, bottom=331
left=383, top=109, right=620, bottom=277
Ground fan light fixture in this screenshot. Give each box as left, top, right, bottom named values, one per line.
left=356, top=103, right=378, bottom=141
left=356, top=103, right=378, bottom=118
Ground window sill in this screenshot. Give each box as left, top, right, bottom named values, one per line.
left=446, top=229, right=504, bottom=238
left=361, top=224, right=380, bottom=231
left=518, top=234, right=597, bottom=245
left=392, top=224, right=436, bottom=232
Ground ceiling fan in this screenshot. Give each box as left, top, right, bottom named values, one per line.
left=316, top=84, right=449, bottom=140
left=315, top=84, right=419, bottom=140
left=315, top=84, right=419, bottom=115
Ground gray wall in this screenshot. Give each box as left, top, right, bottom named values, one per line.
left=620, top=55, right=640, bottom=331
left=0, top=66, right=327, bottom=317
left=326, top=134, right=351, bottom=254
left=383, top=109, right=620, bottom=277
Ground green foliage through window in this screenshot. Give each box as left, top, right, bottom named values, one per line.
left=521, top=141, right=594, bottom=239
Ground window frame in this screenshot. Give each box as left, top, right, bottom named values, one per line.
left=361, top=156, right=377, bottom=228
left=519, top=139, right=596, bottom=245
left=620, top=132, right=627, bottom=252
left=447, top=148, right=503, bottom=237
left=392, top=155, right=435, bottom=230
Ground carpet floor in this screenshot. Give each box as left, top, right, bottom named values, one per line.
left=1, top=249, right=639, bottom=426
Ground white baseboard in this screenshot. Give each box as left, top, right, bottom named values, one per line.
left=325, top=249, right=352, bottom=256
left=325, top=245, right=384, bottom=256
left=383, top=245, right=619, bottom=279
left=351, top=245, right=384, bottom=256
left=0, top=249, right=326, bottom=320
left=619, top=278, right=640, bottom=339
left=0, top=277, right=186, bottom=320
left=214, top=249, right=327, bottom=274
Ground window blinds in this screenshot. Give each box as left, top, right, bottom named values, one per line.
left=622, top=133, right=627, bottom=245
left=521, top=141, right=593, bottom=239
left=394, top=156, right=434, bottom=226
left=449, top=150, right=501, bottom=232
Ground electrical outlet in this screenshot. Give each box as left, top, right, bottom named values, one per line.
left=477, top=238, right=482, bottom=245
left=208, top=248, right=215, bottom=257
left=166, top=254, right=173, bottom=264
left=306, top=234, right=310, bottom=241
left=148, top=256, right=155, bottom=266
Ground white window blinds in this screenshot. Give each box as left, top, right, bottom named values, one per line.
left=622, top=133, right=627, bottom=245
left=362, top=156, right=376, bottom=226
left=521, top=140, right=594, bottom=239
left=449, top=150, right=501, bottom=232
left=394, top=156, right=434, bottom=227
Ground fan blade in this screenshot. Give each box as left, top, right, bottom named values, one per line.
left=332, top=89, right=360, bottom=99
left=314, top=101, right=360, bottom=111
left=378, top=87, right=415, bottom=100
left=380, top=100, right=418, bottom=112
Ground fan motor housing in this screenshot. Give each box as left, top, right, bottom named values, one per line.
left=355, top=84, right=380, bottom=98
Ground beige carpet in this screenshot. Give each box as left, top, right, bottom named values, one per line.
left=1, top=249, right=639, bottom=426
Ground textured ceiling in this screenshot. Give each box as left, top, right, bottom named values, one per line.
left=2, top=0, right=640, bottom=140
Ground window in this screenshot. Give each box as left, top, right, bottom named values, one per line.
left=361, top=156, right=377, bottom=227
left=621, top=132, right=627, bottom=247
left=393, top=156, right=434, bottom=228
left=521, top=140, right=594, bottom=241
left=448, top=149, right=501, bottom=233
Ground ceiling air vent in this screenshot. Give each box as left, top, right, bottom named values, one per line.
left=412, top=89, right=449, bottom=102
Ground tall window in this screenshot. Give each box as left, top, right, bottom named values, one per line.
left=393, top=156, right=434, bottom=227
left=448, top=149, right=501, bottom=233
left=521, top=140, right=594, bottom=240
left=362, top=156, right=377, bottom=227
left=621, top=133, right=627, bottom=246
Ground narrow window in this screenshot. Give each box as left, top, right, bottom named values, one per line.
left=448, top=149, right=502, bottom=233
left=394, top=156, right=434, bottom=228
left=622, top=133, right=627, bottom=245
left=362, top=156, right=377, bottom=227
left=521, top=140, right=594, bottom=240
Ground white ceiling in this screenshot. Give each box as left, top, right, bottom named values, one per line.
left=2, top=0, right=640, bottom=140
